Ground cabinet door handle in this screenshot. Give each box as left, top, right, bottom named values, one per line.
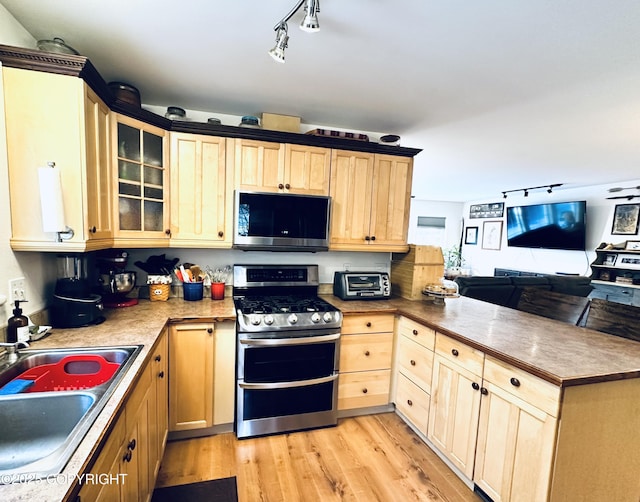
left=155, top=355, right=161, bottom=362
left=410, top=360, right=416, bottom=366
left=407, top=399, right=413, bottom=406
left=364, top=236, right=371, bottom=241
left=218, top=231, right=224, bottom=237
left=122, top=450, right=132, bottom=463
left=278, top=183, right=284, bottom=189
left=207, top=327, right=213, bottom=334
left=366, top=322, right=372, bottom=327
left=158, top=371, right=165, bottom=378
left=285, top=183, right=290, bottom=189
left=362, top=388, right=368, bottom=394
left=364, top=350, right=370, bottom=356
left=451, top=349, right=459, bottom=357
left=89, top=226, right=97, bottom=233
left=472, top=382, right=480, bottom=391
left=370, top=236, right=376, bottom=241
left=127, top=439, right=136, bottom=451
left=510, top=377, right=521, bottom=387
left=480, top=387, right=488, bottom=395
left=412, top=329, right=418, bottom=336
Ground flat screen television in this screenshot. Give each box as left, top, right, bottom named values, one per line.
left=506, top=200, right=587, bottom=251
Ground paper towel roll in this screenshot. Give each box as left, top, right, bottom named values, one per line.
left=38, top=166, right=66, bottom=232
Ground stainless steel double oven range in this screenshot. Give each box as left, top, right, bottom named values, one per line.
left=233, top=264, right=342, bottom=439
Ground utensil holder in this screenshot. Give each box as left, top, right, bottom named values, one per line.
left=149, top=284, right=170, bottom=301
left=183, top=282, right=204, bottom=301
left=211, top=282, right=225, bottom=300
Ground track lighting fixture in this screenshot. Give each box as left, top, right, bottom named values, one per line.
left=269, top=0, right=320, bottom=63
left=501, top=183, right=563, bottom=199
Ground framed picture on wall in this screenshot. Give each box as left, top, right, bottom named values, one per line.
left=482, top=221, right=503, bottom=250
left=465, top=227, right=479, bottom=245
left=611, top=204, right=640, bottom=235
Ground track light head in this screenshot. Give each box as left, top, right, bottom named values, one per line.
left=268, top=24, right=289, bottom=63
left=502, top=192, right=507, bottom=199
left=524, top=190, right=529, bottom=197
left=300, top=0, right=320, bottom=32
left=547, top=187, right=553, bottom=194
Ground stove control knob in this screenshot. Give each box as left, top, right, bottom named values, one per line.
left=311, top=313, right=321, bottom=323
left=287, top=313, right=298, bottom=325
left=323, top=312, right=334, bottom=323
left=250, top=315, right=262, bottom=326
left=264, top=314, right=274, bottom=325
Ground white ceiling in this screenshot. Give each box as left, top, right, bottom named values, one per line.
left=2, top=0, right=640, bottom=202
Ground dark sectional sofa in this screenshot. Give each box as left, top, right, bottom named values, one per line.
left=454, top=274, right=593, bottom=309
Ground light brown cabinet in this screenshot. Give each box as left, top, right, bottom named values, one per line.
left=329, top=150, right=413, bottom=251
left=169, top=321, right=235, bottom=433
left=78, top=349, right=162, bottom=502
left=3, top=67, right=113, bottom=251
left=473, top=356, right=559, bottom=502
left=234, top=139, right=331, bottom=195
left=394, top=316, right=435, bottom=435
left=112, top=114, right=170, bottom=247
left=338, top=314, right=394, bottom=411
left=169, top=132, right=233, bottom=247
left=149, top=328, right=169, bottom=483
left=427, top=333, right=484, bottom=479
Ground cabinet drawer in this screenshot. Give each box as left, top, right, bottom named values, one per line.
left=484, top=356, right=561, bottom=417
left=396, top=316, right=435, bottom=350
left=340, top=332, right=393, bottom=372
left=342, top=314, right=395, bottom=334
left=338, top=369, right=391, bottom=410
left=590, top=283, right=635, bottom=306
left=397, top=335, right=434, bottom=394
left=435, top=333, right=484, bottom=376
left=395, top=373, right=430, bottom=435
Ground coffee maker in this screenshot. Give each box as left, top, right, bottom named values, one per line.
left=96, top=250, right=138, bottom=308
left=50, top=254, right=104, bottom=328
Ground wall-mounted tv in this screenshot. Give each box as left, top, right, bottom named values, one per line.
left=506, top=200, right=587, bottom=251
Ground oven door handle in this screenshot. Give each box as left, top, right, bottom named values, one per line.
left=239, top=332, right=340, bottom=346
left=238, top=373, right=339, bottom=390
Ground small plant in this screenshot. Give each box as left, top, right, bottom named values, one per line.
left=443, top=246, right=464, bottom=270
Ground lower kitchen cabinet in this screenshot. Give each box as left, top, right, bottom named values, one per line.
left=338, top=314, right=394, bottom=411
left=169, top=321, right=235, bottom=433
left=473, top=357, right=559, bottom=502
left=78, top=354, right=157, bottom=502
left=394, top=316, right=436, bottom=436
left=150, top=328, right=168, bottom=482
left=427, top=334, right=484, bottom=479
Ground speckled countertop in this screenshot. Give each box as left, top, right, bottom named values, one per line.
left=3, top=294, right=640, bottom=500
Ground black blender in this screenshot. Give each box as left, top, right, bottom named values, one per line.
left=96, top=250, right=138, bottom=308
left=51, top=254, right=104, bottom=328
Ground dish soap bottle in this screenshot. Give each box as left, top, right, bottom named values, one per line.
left=7, top=300, right=29, bottom=343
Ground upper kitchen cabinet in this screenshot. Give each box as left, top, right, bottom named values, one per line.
left=329, top=150, right=413, bottom=252
left=3, top=67, right=113, bottom=251
left=234, top=140, right=330, bottom=195
left=112, top=114, right=170, bottom=247
left=169, top=133, right=233, bottom=247
left=284, top=144, right=331, bottom=195
left=234, top=139, right=286, bottom=193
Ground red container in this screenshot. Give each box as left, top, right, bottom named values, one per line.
left=14, top=354, right=120, bottom=392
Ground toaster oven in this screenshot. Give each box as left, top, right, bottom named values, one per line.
left=333, top=272, right=391, bottom=300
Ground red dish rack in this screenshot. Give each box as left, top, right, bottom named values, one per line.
left=15, top=354, right=121, bottom=392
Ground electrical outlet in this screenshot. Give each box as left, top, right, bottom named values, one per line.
left=9, top=277, right=26, bottom=303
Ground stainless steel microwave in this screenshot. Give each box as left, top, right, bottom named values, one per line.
left=233, top=191, right=331, bottom=251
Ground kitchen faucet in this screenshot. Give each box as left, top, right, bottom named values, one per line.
left=0, top=341, right=30, bottom=364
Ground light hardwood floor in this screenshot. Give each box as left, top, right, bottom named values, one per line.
left=156, top=412, right=482, bottom=501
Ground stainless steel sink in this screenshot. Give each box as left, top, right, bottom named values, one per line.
left=0, top=345, right=142, bottom=481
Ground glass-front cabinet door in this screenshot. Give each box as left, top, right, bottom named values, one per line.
left=113, top=114, right=170, bottom=246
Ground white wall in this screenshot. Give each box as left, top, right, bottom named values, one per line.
left=0, top=5, right=55, bottom=328
left=408, top=199, right=464, bottom=252
left=458, top=180, right=640, bottom=276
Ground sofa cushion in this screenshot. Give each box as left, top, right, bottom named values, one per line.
left=508, top=276, right=552, bottom=308
left=546, top=275, right=594, bottom=296
left=454, top=276, right=515, bottom=307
